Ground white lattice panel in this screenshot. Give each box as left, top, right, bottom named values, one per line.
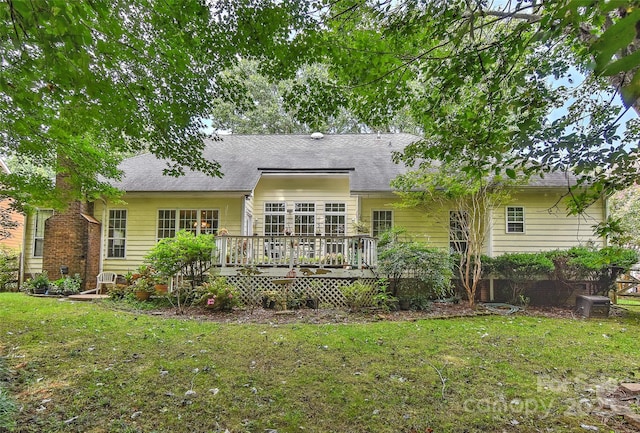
left=223, top=275, right=379, bottom=308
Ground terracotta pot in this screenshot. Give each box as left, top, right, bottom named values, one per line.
left=154, top=284, right=168, bottom=294
left=135, top=290, right=151, bottom=301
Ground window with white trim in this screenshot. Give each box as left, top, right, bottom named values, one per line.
left=264, top=202, right=286, bottom=236
left=294, top=202, right=315, bottom=236
left=33, top=209, right=53, bottom=257
left=372, top=210, right=392, bottom=237
left=157, top=209, right=219, bottom=239
left=157, top=210, right=176, bottom=239
left=324, top=203, right=346, bottom=236
left=325, top=203, right=346, bottom=254
left=107, top=209, right=127, bottom=258
left=506, top=206, right=525, bottom=233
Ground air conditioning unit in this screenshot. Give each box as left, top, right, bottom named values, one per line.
left=575, top=295, right=610, bottom=318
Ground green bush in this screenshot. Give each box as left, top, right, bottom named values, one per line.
left=377, top=227, right=454, bottom=298
left=560, top=246, right=638, bottom=295
left=340, top=281, right=376, bottom=311
left=145, top=230, right=215, bottom=288
left=21, top=271, right=50, bottom=294
left=491, top=253, right=555, bottom=304
left=0, top=246, right=19, bottom=292
left=196, top=277, right=241, bottom=311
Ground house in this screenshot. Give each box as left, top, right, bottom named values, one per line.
left=20, top=133, right=606, bottom=301
left=0, top=159, right=24, bottom=252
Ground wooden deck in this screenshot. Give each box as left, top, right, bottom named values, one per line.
left=214, top=234, right=378, bottom=270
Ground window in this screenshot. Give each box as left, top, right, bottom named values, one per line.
left=324, top=203, right=346, bottom=236
left=372, top=210, right=392, bottom=237
left=449, top=210, right=468, bottom=254
left=325, top=203, right=346, bottom=254
left=157, top=210, right=176, bottom=239
left=33, top=209, right=53, bottom=257
left=264, top=202, right=286, bottom=236
left=294, top=202, right=315, bottom=236
left=506, top=206, right=525, bottom=233
left=107, top=210, right=127, bottom=258
left=157, top=209, right=219, bottom=240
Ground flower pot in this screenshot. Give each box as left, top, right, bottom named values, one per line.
left=154, top=284, right=168, bottom=294
left=135, top=290, right=151, bottom=301
left=33, top=286, right=48, bottom=295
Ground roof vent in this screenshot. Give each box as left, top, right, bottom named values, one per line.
left=310, top=132, right=324, bottom=140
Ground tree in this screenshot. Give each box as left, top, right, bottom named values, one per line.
left=209, top=59, right=421, bottom=134
left=392, top=163, right=517, bottom=306
left=254, top=1, right=640, bottom=211
left=605, top=184, right=640, bottom=249
left=0, top=0, right=317, bottom=209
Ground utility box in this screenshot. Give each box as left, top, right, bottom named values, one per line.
left=575, top=295, right=610, bottom=318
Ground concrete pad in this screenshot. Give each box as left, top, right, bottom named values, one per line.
left=67, top=294, right=109, bottom=302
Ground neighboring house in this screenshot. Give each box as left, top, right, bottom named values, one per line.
left=0, top=159, right=24, bottom=251
left=20, top=133, right=606, bottom=297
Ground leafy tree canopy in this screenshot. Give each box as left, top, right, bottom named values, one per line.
left=0, top=0, right=317, bottom=209
left=2, top=0, right=640, bottom=214
left=253, top=1, right=640, bottom=210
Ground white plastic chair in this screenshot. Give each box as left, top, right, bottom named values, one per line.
left=95, top=272, right=117, bottom=294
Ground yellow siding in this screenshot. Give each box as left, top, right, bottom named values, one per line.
left=253, top=175, right=357, bottom=235
left=490, top=190, right=605, bottom=255
left=21, top=184, right=608, bottom=280
left=360, top=197, right=450, bottom=248
left=22, top=212, right=43, bottom=277
left=94, top=193, right=244, bottom=275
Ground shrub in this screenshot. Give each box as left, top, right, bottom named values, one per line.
left=108, top=284, right=133, bottom=300
left=340, top=281, right=396, bottom=311
left=196, top=277, right=241, bottom=311
left=377, top=227, right=454, bottom=298
left=51, top=273, right=82, bottom=296
left=145, top=230, right=215, bottom=288
left=0, top=246, right=19, bottom=292
left=492, top=253, right=554, bottom=304
left=562, top=246, right=638, bottom=295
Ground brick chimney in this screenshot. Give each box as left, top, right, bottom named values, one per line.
left=42, top=172, right=101, bottom=291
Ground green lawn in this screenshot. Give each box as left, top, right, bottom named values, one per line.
left=1, top=293, right=639, bottom=432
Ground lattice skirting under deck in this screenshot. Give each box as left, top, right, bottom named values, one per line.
left=223, top=275, right=379, bottom=308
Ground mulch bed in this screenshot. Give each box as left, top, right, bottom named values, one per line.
left=144, top=302, right=618, bottom=324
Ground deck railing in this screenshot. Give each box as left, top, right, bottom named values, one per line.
left=214, top=235, right=377, bottom=269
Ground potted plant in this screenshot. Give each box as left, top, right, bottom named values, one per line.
left=60, top=273, right=82, bottom=296
left=132, top=276, right=155, bottom=301
left=27, top=272, right=50, bottom=295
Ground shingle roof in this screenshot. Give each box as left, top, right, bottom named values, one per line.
left=111, top=133, right=418, bottom=193
left=111, top=133, right=576, bottom=193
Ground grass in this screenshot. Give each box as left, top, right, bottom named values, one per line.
left=1, top=293, right=639, bottom=432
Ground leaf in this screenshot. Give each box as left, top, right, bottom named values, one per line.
left=601, top=49, right=640, bottom=76
left=506, top=168, right=516, bottom=179
left=592, top=8, right=640, bottom=74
